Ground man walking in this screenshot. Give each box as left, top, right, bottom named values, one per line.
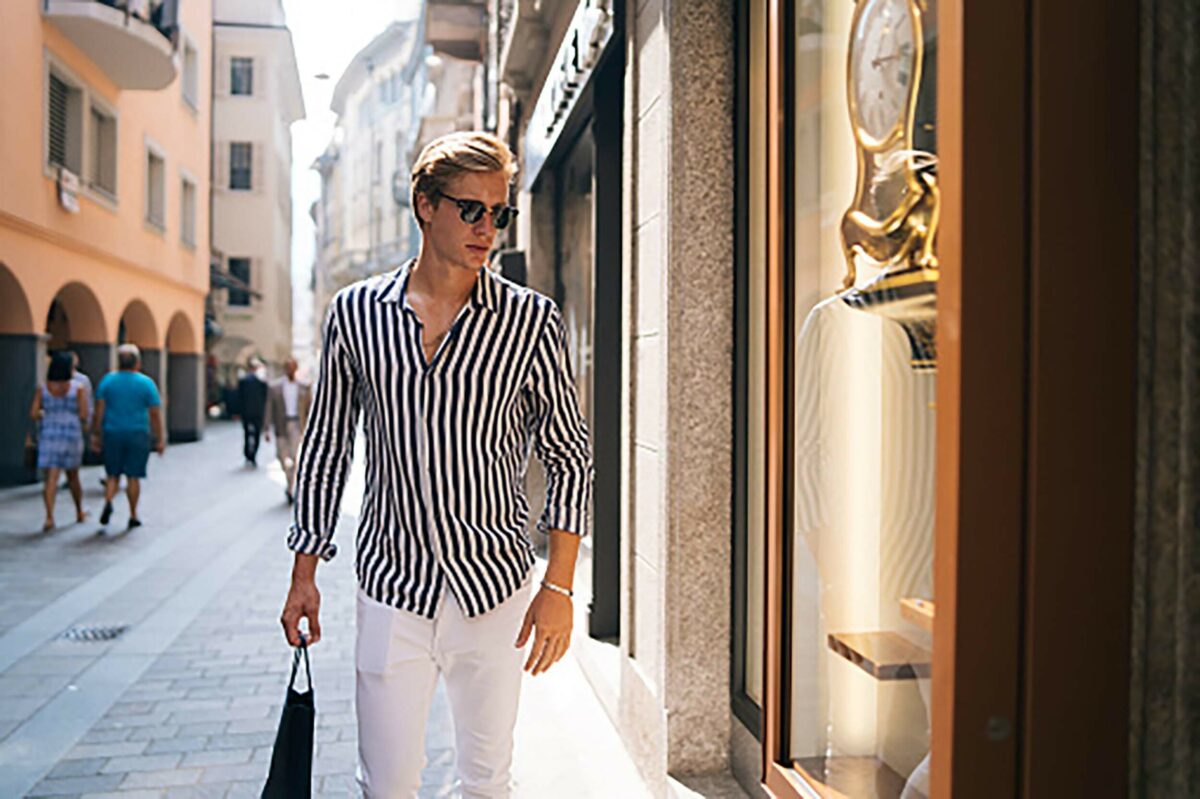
left=264, top=357, right=311, bottom=505
left=91, top=344, right=165, bottom=530
left=237, top=358, right=268, bottom=467
left=280, top=131, right=593, bottom=798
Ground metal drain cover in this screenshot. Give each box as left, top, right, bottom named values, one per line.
left=60, top=625, right=130, bottom=642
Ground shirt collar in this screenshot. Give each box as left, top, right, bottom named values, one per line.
left=377, top=258, right=498, bottom=314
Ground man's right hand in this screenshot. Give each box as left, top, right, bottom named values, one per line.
left=281, top=578, right=322, bottom=646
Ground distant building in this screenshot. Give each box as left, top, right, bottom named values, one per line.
left=0, top=0, right=213, bottom=483
left=311, top=18, right=428, bottom=337
left=209, top=0, right=305, bottom=383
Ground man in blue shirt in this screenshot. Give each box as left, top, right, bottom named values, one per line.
left=91, top=344, right=165, bottom=530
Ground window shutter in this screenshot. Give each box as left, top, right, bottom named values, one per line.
left=215, top=56, right=230, bottom=96
left=213, top=139, right=228, bottom=189
left=48, top=74, right=69, bottom=168
left=251, top=141, right=263, bottom=193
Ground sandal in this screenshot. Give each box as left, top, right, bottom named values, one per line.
left=42, top=519, right=55, bottom=532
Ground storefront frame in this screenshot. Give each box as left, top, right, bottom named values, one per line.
left=750, top=0, right=1139, bottom=797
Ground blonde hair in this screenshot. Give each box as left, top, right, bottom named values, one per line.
left=410, top=131, right=516, bottom=226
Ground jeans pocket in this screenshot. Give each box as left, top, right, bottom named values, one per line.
left=355, top=591, right=395, bottom=675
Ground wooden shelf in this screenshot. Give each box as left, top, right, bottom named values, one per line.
left=900, top=597, right=935, bottom=633
left=827, top=631, right=931, bottom=680
left=793, top=756, right=913, bottom=799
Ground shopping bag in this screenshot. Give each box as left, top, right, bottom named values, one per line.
left=261, top=639, right=314, bottom=799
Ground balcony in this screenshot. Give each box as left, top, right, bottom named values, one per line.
left=43, top=0, right=179, bottom=90
left=425, top=0, right=486, bottom=61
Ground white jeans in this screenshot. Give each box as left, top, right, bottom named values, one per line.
left=355, top=576, right=533, bottom=799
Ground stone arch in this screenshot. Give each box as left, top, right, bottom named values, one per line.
left=120, top=300, right=163, bottom=389
left=117, top=299, right=159, bottom=347
left=0, top=262, right=34, bottom=335
left=0, top=262, right=38, bottom=485
left=165, top=311, right=198, bottom=354
left=46, top=281, right=107, bottom=348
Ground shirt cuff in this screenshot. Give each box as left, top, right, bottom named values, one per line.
left=287, top=524, right=338, bottom=561
left=538, top=505, right=588, bottom=538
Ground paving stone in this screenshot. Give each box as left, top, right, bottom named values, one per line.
left=195, top=762, right=267, bottom=784
left=144, top=736, right=209, bottom=755
left=162, top=785, right=228, bottom=798
left=126, top=725, right=180, bottom=742
left=175, top=722, right=228, bottom=738
left=119, top=767, right=203, bottom=789
left=28, top=774, right=125, bottom=795
left=222, top=717, right=277, bottom=735
left=203, top=731, right=276, bottom=750
left=100, top=752, right=184, bottom=773
left=179, top=748, right=251, bottom=768
left=67, top=741, right=149, bottom=759
left=79, top=791, right=164, bottom=799
left=77, top=728, right=133, bottom=745
left=221, top=782, right=260, bottom=799
left=46, top=757, right=108, bottom=778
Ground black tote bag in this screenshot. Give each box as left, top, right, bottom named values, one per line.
left=261, top=640, right=315, bottom=799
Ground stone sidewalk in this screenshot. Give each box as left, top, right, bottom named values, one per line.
left=0, top=422, right=653, bottom=798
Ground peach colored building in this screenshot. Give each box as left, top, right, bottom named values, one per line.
left=0, top=0, right=212, bottom=485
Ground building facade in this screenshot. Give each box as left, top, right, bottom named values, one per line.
left=209, top=0, right=304, bottom=381
left=0, top=0, right=212, bottom=485
left=311, top=19, right=427, bottom=333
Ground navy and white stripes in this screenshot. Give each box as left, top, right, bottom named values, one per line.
left=288, top=261, right=594, bottom=619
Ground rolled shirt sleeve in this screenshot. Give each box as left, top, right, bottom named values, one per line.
left=288, top=297, right=361, bottom=560
left=527, top=305, right=594, bottom=537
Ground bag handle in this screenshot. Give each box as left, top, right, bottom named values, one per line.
left=288, top=635, right=312, bottom=693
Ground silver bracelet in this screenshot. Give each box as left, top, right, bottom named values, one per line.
left=540, top=579, right=573, bottom=598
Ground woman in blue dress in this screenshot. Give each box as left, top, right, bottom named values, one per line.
left=29, top=351, right=89, bottom=531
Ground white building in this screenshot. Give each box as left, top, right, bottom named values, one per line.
left=209, top=0, right=305, bottom=379
left=311, top=19, right=428, bottom=331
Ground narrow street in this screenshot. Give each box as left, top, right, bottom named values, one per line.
left=0, top=422, right=652, bottom=798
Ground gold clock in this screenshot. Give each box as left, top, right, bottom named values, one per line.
left=840, top=0, right=939, bottom=369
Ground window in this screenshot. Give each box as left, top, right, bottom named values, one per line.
left=180, top=176, right=196, bottom=246
left=88, top=104, right=117, bottom=197
left=231, top=57, right=253, bottom=96
left=228, top=257, right=251, bottom=306
left=145, top=147, right=165, bottom=229
left=182, top=38, right=199, bottom=109
left=229, top=142, right=252, bottom=190
left=47, top=71, right=83, bottom=174
left=373, top=140, right=382, bottom=185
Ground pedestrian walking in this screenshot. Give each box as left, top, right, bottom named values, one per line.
left=237, top=358, right=268, bottom=467
left=91, top=343, right=165, bottom=530
left=264, top=356, right=312, bottom=505
left=29, top=351, right=89, bottom=531
left=280, top=131, right=593, bottom=799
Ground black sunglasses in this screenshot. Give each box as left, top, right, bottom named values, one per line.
left=437, top=192, right=518, bottom=230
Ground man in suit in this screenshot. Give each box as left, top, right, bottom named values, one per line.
left=264, top=357, right=312, bottom=504
left=237, top=358, right=268, bottom=467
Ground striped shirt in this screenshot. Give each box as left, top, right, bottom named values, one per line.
left=288, top=261, right=593, bottom=619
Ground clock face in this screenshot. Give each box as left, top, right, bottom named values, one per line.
left=850, top=0, right=917, bottom=145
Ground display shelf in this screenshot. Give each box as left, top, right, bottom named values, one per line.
left=793, top=756, right=913, bottom=799
left=899, top=597, right=935, bottom=632
left=827, top=631, right=931, bottom=680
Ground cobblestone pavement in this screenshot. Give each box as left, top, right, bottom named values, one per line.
left=0, top=422, right=652, bottom=798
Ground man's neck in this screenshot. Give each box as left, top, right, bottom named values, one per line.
left=409, top=247, right=478, bottom=308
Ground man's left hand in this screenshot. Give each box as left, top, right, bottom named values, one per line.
left=515, top=586, right=572, bottom=676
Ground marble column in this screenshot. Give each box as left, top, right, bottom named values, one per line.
left=0, top=334, right=43, bottom=485
left=139, top=348, right=164, bottom=395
